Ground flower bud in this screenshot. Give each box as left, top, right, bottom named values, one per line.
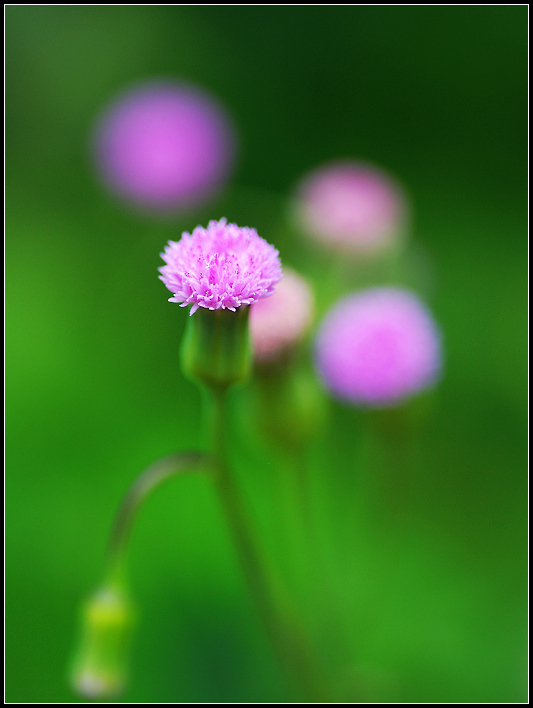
left=255, top=362, right=327, bottom=451
left=250, top=269, right=314, bottom=364
left=315, top=288, right=442, bottom=407
left=93, top=81, right=235, bottom=214
left=293, top=161, right=408, bottom=254
left=181, top=306, right=252, bottom=390
left=71, top=584, right=136, bottom=699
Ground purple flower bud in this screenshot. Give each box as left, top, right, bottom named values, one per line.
left=315, top=288, right=442, bottom=407
left=94, top=80, right=235, bottom=213
left=250, top=268, right=314, bottom=362
left=294, top=161, right=408, bottom=252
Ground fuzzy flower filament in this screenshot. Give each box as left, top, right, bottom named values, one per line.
left=159, top=219, right=283, bottom=315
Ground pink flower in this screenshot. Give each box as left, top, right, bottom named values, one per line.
left=294, top=161, right=408, bottom=252
left=159, top=219, right=283, bottom=315
left=315, top=288, right=442, bottom=407
left=250, top=269, right=314, bottom=362
left=93, top=80, right=235, bottom=213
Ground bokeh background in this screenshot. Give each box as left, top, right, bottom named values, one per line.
left=6, top=6, right=527, bottom=703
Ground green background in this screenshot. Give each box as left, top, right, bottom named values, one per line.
left=6, top=6, right=527, bottom=703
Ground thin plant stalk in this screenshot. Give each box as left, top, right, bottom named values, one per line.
left=207, top=386, right=329, bottom=702
left=106, top=451, right=209, bottom=587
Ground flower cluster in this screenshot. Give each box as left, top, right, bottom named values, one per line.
left=159, top=219, right=283, bottom=315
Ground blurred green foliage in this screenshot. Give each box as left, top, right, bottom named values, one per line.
left=6, top=6, right=527, bottom=703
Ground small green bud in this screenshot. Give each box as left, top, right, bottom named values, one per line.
left=181, top=306, right=252, bottom=391
left=254, top=361, right=327, bottom=452
left=71, top=584, right=136, bottom=699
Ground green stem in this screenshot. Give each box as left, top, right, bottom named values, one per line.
left=291, top=448, right=319, bottom=594
left=276, top=451, right=307, bottom=589
left=208, top=387, right=329, bottom=702
left=106, top=451, right=209, bottom=586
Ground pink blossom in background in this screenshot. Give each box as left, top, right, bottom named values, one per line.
left=315, top=288, right=442, bottom=407
left=294, top=161, right=408, bottom=252
left=250, top=269, right=314, bottom=362
left=94, top=81, right=235, bottom=213
left=159, top=219, right=282, bottom=315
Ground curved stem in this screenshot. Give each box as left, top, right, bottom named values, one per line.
left=106, top=451, right=209, bottom=583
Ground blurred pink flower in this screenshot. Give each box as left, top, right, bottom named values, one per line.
left=94, top=80, right=235, bottom=212
left=315, top=288, right=441, bottom=406
left=250, top=268, right=314, bottom=362
left=294, top=161, right=408, bottom=252
left=159, top=219, right=282, bottom=315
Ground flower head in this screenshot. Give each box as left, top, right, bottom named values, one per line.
left=293, top=161, right=408, bottom=252
left=93, top=80, right=235, bottom=213
left=159, top=219, right=283, bottom=315
left=250, top=268, right=314, bottom=362
left=315, top=288, right=442, bottom=407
